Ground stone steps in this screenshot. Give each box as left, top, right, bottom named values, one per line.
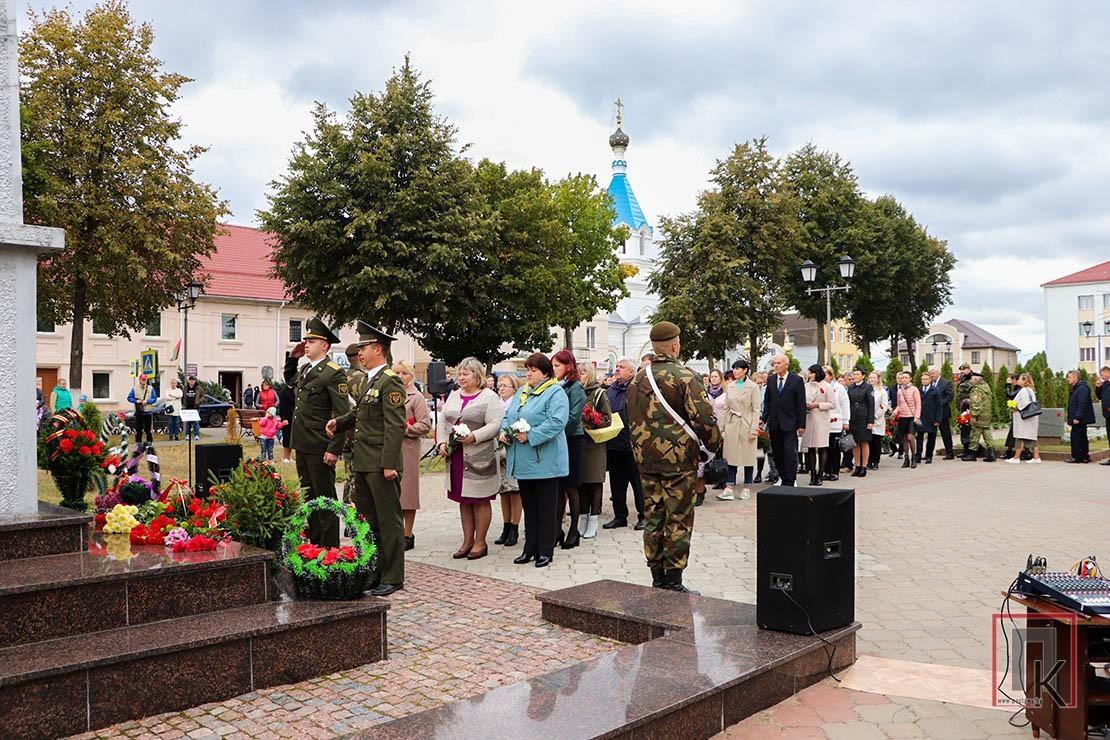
left=0, top=502, right=90, bottom=561
left=0, top=598, right=389, bottom=739
left=0, top=537, right=274, bottom=648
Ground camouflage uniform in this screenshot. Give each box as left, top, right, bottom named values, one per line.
left=342, top=363, right=367, bottom=504
left=967, top=380, right=995, bottom=459
left=625, top=348, right=721, bottom=587
left=955, top=371, right=974, bottom=452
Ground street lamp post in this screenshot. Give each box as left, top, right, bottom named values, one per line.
left=1081, top=320, right=1107, bottom=371
left=931, top=338, right=954, bottom=367
left=800, top=255, right=855, bottom=364
left=176, top=279, right=203, bottom=487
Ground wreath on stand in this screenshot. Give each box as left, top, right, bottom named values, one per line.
left=279, top=497, right=377, bottom=600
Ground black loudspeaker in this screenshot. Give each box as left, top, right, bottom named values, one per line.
left=757, top=485, right=854, bottom=634
left=195, top=443, right=243, bottom=497
left=426, top=361, right=449, bottom=396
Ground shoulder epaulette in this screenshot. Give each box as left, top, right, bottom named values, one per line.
left=326, top=361, right=341, bottom=370
left=383, top=369, right=397, bottom=377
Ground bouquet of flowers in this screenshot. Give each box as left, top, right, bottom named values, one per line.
left=117, top=474, right=158, bottom=505
left=1006, top=399, right=1017, bottom=410
left=39, top=408, right=108, bottom=511
left=582, top=404, right=605, bottom=429
left=500, top=418, right=531, bottom=444
left=210, top=459, right=300, bottom=549
left=757, top=427, right=771, bottom=452
left=957, top=410, right=972, bottom=427
left=444, top=422, right=472, bottom=458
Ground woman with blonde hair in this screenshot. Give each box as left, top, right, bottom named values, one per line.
left=393, top=361, right=432, bottom=551
left=438, top=357, right=505, bottom=560
left=494, top=373, right=523, bottom=546
left=1009, top=373, right=1042, bottom=464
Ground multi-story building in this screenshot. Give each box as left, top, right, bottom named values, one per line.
left=897, top=318, right=1019, bottom=372
left=773, top=314, right=862, bottom=371
left=1043, top=259, right=1110, bottom=372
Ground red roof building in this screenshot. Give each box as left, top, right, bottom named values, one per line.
left=198, top=224, right=288, bottom=302
left=1041, top=259, right=1110, bottom=288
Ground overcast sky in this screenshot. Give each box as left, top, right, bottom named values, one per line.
left=28, top=0, right=1110, bottom=359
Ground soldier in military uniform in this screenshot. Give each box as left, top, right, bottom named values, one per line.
left=954, top=363, right=974, bottom=456
left=625, top=321, right=721, bottom=594
left=342, top=343, right=367, bottom=505
left=283, top=317, right=350, bottom=547
left=963, top=372, right=996, bottom=462
left=327, top=322, right=407, bottom=596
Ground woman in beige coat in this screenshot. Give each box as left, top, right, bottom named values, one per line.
left=437, top=357, right=506, bottom=560
left=801, top=363, right=834, bottom=486
left=393, top=362, right=431, bottom=551
left=718, top=359, right=760, bottom=501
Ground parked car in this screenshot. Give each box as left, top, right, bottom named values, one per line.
left=125, top=394, right=233, bottom=432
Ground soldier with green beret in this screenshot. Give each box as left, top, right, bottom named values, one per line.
left=625, top=320, right=721, bottom=594
left=964, top=372, right=996, bottom=462
left=327, top=321, right=407, bottom=596
left=283, top=317, right=349, bottom=547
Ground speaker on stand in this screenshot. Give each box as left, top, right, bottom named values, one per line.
left=422, top=361, right=448, bottom=460
left=194, top=443, right=243, bottom=497
left=757, top=485, right=855, bottom=634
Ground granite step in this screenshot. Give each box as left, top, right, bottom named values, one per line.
left=0, top=502, right=91, bottom=561
left=0, top=597, right=389, bottom=739
left=0, top=537, right=274, bottom=648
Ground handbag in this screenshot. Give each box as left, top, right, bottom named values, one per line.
left=585, top=388, right=624, bottom=443
left=838, top=433, right=856, bottom=452
left=703, top=457, right=728, bottom=485
left=645, top=366, right=716, bottom=462
left=1019, top=401, right=1042, bottom=420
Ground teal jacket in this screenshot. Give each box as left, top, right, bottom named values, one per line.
left=562, top=380, right=586, bottom=436
left=504, top=380, right=570, bottom=480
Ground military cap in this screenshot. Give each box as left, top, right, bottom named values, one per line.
left=304, top=316, right=340, bottom=345
left=355, top=320, right=396, bottom=347
left=649, top=321, right=680, bottom=342
left=970, top=371, right=983, bottom=378
left=344, top=343, right=361, bottom=358
left=959, top=362, right=971, bottom=370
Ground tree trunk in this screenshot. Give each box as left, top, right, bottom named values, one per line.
left=889, top=335, right=899, bottom=363
left=907, top=339, right=917, bottom=373
left=816, top=319, right=827, bottom=365
left=563, top=326, right=574, bottom=350
left=69, top=274, right=87, bottom=401
left=749, top=330, right=760, bottom=368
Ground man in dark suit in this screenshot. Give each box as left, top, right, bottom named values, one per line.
left=916, top=375, right=942, bottom=463
left=1066, top=370, right=1096, bottom=463
left=1097, top=366, right=1110, bottom=466
left=761, top=353, right=807, bottom=486
left=929, top=367, right=955, bottom=459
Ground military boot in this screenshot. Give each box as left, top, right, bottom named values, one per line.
left=663, top=570, right=699, bottom=595
left=983, top=445, right=996, bottom=462
left=650, top=566, right=665, bottom=588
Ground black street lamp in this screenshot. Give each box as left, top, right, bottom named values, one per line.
left=176, top=279, right=203, bottom=486
left=800, top=256, right=854, bottom=363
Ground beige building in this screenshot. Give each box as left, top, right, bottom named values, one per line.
left=898, top=318, right=1019, bottom=372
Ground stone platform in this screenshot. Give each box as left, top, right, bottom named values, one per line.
left=0, top=501, right=91, bottom=561
left=370, top=579, right=859, bottom=738
left=0, top=516, right=389, bottom=739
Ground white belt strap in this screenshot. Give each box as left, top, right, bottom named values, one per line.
left=646, top=366, right=715, bottom=463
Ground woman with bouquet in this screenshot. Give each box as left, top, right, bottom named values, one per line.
left=552, top=350, right=586, bottom=550
left=501, top=353, right=569, bottom=568
left=395, top=361, right=431, bottom=551
left=494, top=374, right=523, bottom=546
left=578, top=362, right=611, bottom=539
left=437, top=357, right=504, bottom=560
left=1008, top=373, right=1042, bottom=464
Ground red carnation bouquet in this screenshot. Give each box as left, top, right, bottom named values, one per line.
left=956, top=411, right=972, bottom=427
left=582, top=404, right=605, bottom=429
left=40, top=408, right=108, bottom=511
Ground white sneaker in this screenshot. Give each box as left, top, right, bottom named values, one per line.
left=1026, top=458, right=1042, bottom=464
left=716, top=487, right=735, bottom=501
left=583, top=515, right=598, bottom=539
left=1005, top=458, right=1021, bottom=465
left=739, top=488, right=751, bottom=500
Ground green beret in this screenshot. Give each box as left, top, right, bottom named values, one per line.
left=649, top=321, right=680, bottom=342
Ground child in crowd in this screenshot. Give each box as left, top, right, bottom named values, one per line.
left=258, top=407, right=287, bottom=462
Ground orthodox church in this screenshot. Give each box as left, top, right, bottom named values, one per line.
left=604, top=102, right=661, bottom=365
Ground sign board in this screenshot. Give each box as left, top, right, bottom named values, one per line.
left=186, top=363, right=198, bottom=377
left=261, top=365, right=274, bottom=379
left=129, top=361, right=138, bottom=378
left=180, top=409, right=201, bottom=423
left=140, top=349, right=158, bottom=378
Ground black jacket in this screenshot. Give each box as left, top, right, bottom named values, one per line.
left=935, top=378, right=954, bottom=421
left=1097, top=381, right=1110, bottom=419
left=919, top=384, right=943, bottom=426
left=606, top=379, right=633, bottom=452
left=761, top=372, right=807, bottom=433
left=1068, top=381, right=1096, bottom=425
left=847, top=382, right=875, bottom=425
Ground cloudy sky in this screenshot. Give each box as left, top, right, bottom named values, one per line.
left=28, top=0, right=1110, bottom=359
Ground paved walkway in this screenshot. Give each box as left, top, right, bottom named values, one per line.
left=84, top=455, right=1106, bottom=737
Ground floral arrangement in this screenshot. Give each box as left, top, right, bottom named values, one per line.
left=94, top=477, right=230, bottom=554
left=498, top=418, right=531, bottom=448
left=280, top=496, right=376, bottom=600
left=757, top=427, right=771, bottom=452
left=581, top=404, right=605, bottom=429
left=1007, top=399, right=1017, bottom=410
left=211, top=459, right=300, bottom=549
left=957, top=410, right=972, bottom=427
left=40, top=408, right=108, bottom=511
left=103, top=504, right=140, bottom=534
left=444, top=422, right=472, bottom=457
left=117, top=475, right=157, bottom=505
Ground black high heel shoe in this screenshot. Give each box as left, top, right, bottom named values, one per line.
left=561, top=528, right=580, bottom=549
left=513, top=551, right=535, bottom=564
left=493, top=523, right=510, bottom=545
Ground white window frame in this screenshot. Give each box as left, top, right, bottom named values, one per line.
left=971, top=350, right=981, bottom=364
left=145, top=313, right=162, bottom=337
left=1103, top=293, right=1110, bottom=310
left=1078, top=295, right=1094, bottom=310
left=36, top=317, right=56, bottom=334
left=91, top=371, right=112, bottom=401
left=289, top=319, right=303, bottom=343
left=585, top=325, right=596, bottom=349
left=1080, top=347, right=1095, bottom=362
left=221, top=314, right=238, bottom=341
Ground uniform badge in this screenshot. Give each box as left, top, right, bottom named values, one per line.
left=369, top=388, right=380, bottom=398
left=338, top=383, right=348, bottom=395
left=388, top=391, right=403, bottom=406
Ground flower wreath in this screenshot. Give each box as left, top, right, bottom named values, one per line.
left=280, top=496, right=376, bottom=581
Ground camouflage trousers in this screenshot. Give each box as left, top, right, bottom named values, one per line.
left=968, top=424, right=994, bottom=452
left=641, top=470, right=698, bottom=571
left=342, top=451, right=355, bottom=504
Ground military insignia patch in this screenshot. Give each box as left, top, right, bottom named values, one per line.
left=338, top=383, right=348, bottom=395
left=388, top=391, right=403, bottom=406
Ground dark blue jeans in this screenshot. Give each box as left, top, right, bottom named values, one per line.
left=726, top=464, right=754, bottom=485
left=166, top=416, right=182, bottom=439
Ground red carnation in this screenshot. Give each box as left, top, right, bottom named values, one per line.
left=82, top=430, right=96, bottom=441
left=64, top=429, right=78, bottom=439
left=78, top=445, right=92, bottom=456
left=338, top=545, right=355, bottom=561
left=94, top=513, right=106, bottom=529
left=188, top=499, right=201, bottom=515
left=321, top=548, right=338, bottom=566
left=59, top=438, right=74, bottom=453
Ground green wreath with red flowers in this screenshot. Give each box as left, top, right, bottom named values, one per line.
left=280, top=496, right=376, bottom=581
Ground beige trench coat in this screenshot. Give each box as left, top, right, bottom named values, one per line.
left=722, top=380, right=760, bottom=468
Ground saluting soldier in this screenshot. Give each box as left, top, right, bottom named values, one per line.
left=625, top=321, right=721, bottom=594
left=342, top=343, right=367, bottom=504
left=327, top=322, right=407, bottom=596
left=283, top=317, right=350, bottom=547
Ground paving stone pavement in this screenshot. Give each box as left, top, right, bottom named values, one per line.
left=84, top=455, right=1106, bottom=738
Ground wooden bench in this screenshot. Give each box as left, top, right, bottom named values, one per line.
left=236, top=408, right=264, bottom=438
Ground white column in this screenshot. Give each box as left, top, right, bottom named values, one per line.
left=0, top=0, right=64, bottom=517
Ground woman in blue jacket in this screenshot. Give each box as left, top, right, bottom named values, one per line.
left=502, top=353, right=569, bottom=568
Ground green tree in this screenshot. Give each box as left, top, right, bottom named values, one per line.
left=787, top=352, right=802, bottom=374
left=21, top=2, right=226, bottom=397
left=994, top=365, right=1011, bottom=420
left=1040, top=367, right=1057, bottom=408
left=856, top=355, right=875, bottom=375
left=780, top=145, right=868, bottom=364
left=260, top=57, right=486, bottom=337
left=830, top=356, right=841, bottom=378
left=651, top=138, right=800, bottom=363
left=884, top=357, right=903, bottom=388
left=979, top=362, right=995, bottom=393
